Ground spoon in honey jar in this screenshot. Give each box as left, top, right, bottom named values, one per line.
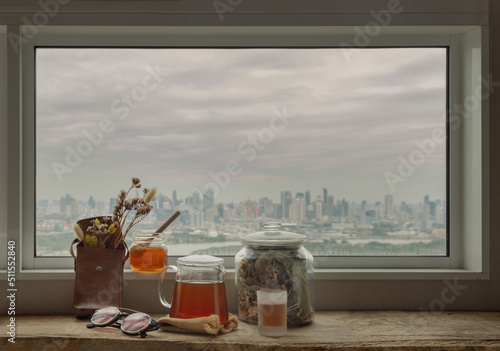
left=155, top=211, right=181, bottom=234
left=130, top=211, right=181, bottom=258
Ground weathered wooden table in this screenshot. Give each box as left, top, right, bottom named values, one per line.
left=4, top=311, right=500, bottom=350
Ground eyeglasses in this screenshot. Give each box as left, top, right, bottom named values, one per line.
left=87, top=306, right=159, bottom=338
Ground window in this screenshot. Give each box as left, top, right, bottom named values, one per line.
left=35, top=47, right=448, bottom=260
left=15, top=25, right=487, bottom=276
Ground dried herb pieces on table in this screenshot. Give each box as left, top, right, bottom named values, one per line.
left=237, top=248, right=314, bottom=326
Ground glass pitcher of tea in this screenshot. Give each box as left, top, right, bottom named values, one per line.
left=158, top=255, right=229, bottom=325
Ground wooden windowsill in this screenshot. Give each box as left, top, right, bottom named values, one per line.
left=4, top=311, right=500, bottom=350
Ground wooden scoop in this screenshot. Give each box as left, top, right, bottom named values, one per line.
left=155, top=211, right=181, bottom=234
left=130, top=211, right=181, bottom=258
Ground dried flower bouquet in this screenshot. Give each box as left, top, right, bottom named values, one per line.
left=74, top=177, right=156, bottom=250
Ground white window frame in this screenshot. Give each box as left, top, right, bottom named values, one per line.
left=1, top=24, right=489, bottom=281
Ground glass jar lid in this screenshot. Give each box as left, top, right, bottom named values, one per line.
left=177, top=255, right=224, bottom=266
left=240, top=222, right=306, bottom=246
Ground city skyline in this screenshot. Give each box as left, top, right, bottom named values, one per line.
left=37, top=188, right=445, bottom=209
left=39, top=188, right=445, bottom=219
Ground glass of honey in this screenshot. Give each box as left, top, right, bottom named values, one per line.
left=158, top=255, right=229, bottom=325
left=257, top=289, right=287, bottom=337
left=130, top=233, right=167, bottom=273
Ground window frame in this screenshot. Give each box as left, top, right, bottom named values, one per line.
left=2, top=24, right=488, bottom=280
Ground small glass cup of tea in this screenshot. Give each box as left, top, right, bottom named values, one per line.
left=257, top=289, right=287, bottom=337
left=130, top=232, right=167, bottom=273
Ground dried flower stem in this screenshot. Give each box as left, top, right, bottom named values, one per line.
left=110, top=178, right=155, bottom=249
left=75, top=178, right=155, bottom=250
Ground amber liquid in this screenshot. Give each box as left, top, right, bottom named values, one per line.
left=258, top=303, right=287, bottom=327
left=130, top=247, right=167, bottom=273
left=170, top=281, right=229, bottom=325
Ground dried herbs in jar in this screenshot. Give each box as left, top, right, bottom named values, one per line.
left=235, top=223, right=314, bottom=326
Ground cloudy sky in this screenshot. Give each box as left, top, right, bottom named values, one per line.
left=36, top=47, right=446, bottom=205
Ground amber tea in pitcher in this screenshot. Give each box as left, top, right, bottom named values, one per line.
left=159, top=255, right=229, bottom=325
left=170, top=281, right=228, bottom=325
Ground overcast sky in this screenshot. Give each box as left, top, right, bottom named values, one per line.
left=36, top=48, right=446, bottom=205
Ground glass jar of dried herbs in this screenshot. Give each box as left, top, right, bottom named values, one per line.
left=235, top=223, right=314, bottom=326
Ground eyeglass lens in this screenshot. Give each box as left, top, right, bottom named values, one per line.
left=92, top=307, right=120, bottom=325
left=121, top=313, right=151, bottom=333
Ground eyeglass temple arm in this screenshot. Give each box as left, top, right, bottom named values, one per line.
left=147, top=319, right=160, bottom=331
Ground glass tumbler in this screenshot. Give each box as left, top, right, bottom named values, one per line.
left=257, top=289, right=287, bottom=337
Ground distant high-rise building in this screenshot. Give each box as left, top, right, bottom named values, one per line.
left=305, top=191, right=311, bottom=207
left=362, top=210, right=376, bottom=226
left=384, top=195, right=394, bottom=218
left=401, top=201, right=408, bottom=212
left=429, top=201, right=436, bottom=216
left=273, top=203, right=283, bottom=219
left=340, top=198, right=348, bottom=218
left=204, top=209, right=214, bottom=223
left=421, top=203, right=431, bottom=220
left=306, top=203, right=315, bottom=220
left=216, top=203, right=223, bottom=217
left=70, top=199, right=79, bottom=218
left=60, top=194, right=78, bottom=217
left=323, top=188, right=328, bottom=205
left=315, top=200, right=322, bottom=220
left=190, top=209, right=204, bottom=228
left=254, top=203, right=260, bottom=218
left=247, top=199, right=253, bottom=218
left=327, top=195, right=334, bottom=218
left=60, top=194, right=73, bottom=214
left=203, top=189, right=214, bottom=211
left=109, top=197, right=115, bottom=214
left=172, top=190, right=177, bottom=206
left=193, top=190, right=201, bottom=210
left=289, top=197, right=306, bottom=222
left=223, top=207, right=232, bottom=221
left=424, top=195, right=430, bottom=205
left=281, top=191, right=292, bottom=219
left=88, top=196, right=96, bottom=209
left=259, top=197, right=273, bottom=215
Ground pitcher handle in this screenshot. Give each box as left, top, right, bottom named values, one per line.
left=158, top=265, right=177, bottom=309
